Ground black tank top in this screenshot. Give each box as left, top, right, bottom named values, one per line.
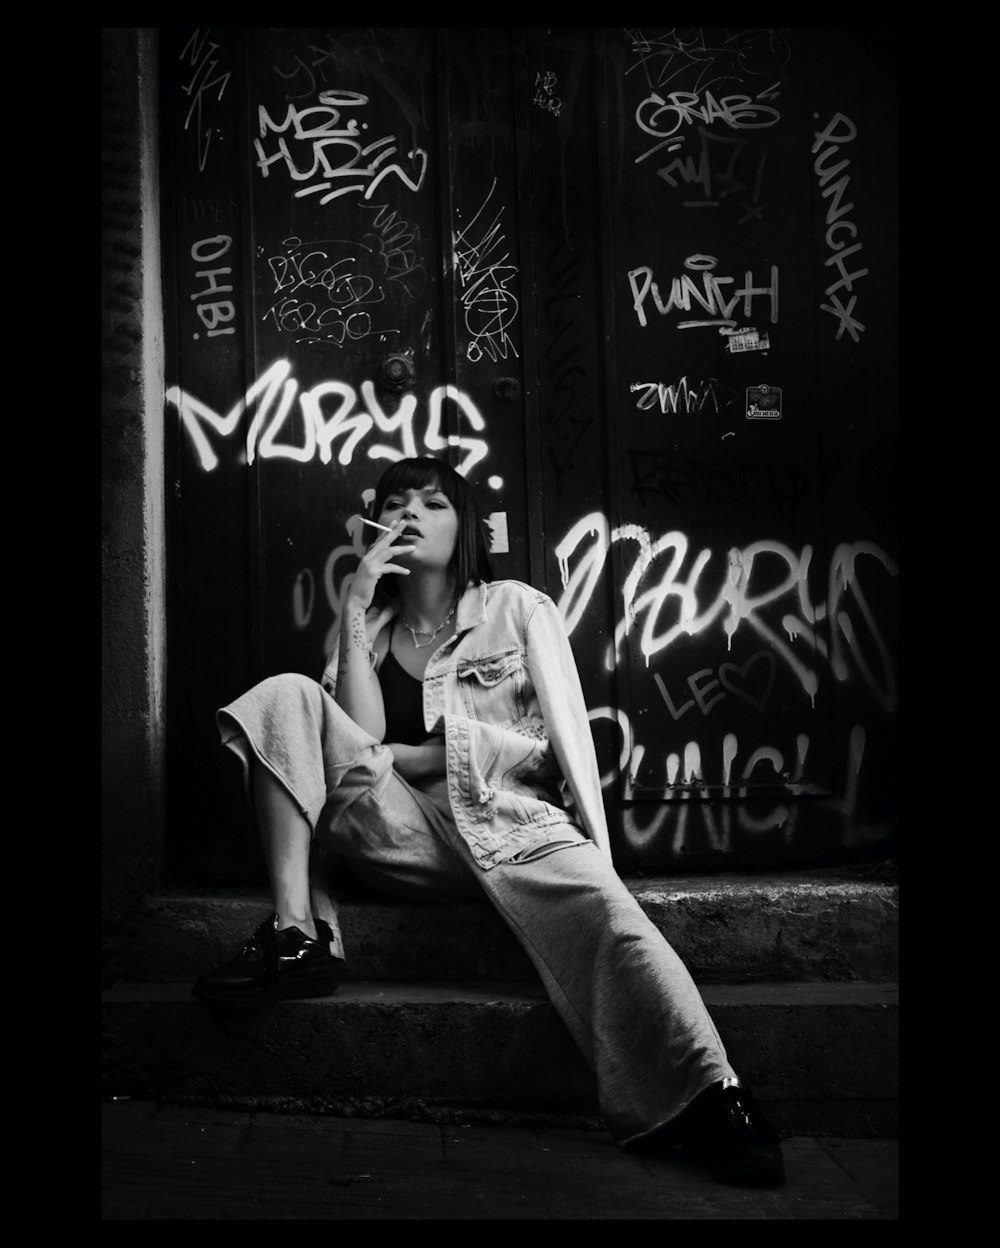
left=378, top=620, right=428, bottom=745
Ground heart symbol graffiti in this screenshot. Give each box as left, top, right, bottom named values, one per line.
left=718, top=651, right=777, bottom=711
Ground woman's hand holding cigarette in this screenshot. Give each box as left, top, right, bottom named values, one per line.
left=347, top=517, right=415, bottom=612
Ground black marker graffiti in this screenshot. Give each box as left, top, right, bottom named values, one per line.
left=539, top=180, right=595, bottom=493
left=628, top=450, right=810, bottom=525
left=364, top=202, right=427, bottom=299
left=653, top=649, right=777, bottom=719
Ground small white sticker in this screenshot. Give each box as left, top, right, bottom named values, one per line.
left=486, top=511, right=509, bottom=553
left=726, top=329, right=771, bottom=353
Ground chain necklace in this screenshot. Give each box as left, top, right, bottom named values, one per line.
left=400, top=601, right=457, bottom=649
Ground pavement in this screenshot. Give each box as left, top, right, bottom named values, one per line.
left=102, top=1098, right=898, bottom=1220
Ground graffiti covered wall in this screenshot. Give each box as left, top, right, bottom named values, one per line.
left=161, top=28, right=897, bottom=882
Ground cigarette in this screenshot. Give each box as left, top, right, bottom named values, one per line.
left=361, top=517, right=394, bottom=533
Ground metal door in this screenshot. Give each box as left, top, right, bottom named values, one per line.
left=160, top=27, right=897, bottom=883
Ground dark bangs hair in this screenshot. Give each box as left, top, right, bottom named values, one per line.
left=369, top=456, right=494, bottom=600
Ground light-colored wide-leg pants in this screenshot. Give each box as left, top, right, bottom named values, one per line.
left=217, top=672, right=736, bottom=1145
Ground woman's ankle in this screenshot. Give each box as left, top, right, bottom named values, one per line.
left=275, top=913, right=317, bottom=940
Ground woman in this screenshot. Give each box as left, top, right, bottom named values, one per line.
left=193, top=456, right=785, bottom=1186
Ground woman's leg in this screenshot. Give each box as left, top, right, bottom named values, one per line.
left=215, top=671, right=397, bottom=952
left=469, top=837, right=735, bottom=1144
left=252, top=760, right=317, bottom=940
left=465, top=835, right=784, bottom=1184
left=193, top=756, right=338, bottom=1009
left=195, top=673, right=478, bottom=1009
left=193, top=672, right=396, bottom=1008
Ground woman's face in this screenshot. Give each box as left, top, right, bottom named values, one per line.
left=376, top=482, right=459, bottom=574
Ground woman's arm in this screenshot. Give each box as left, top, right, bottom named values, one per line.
left=334, top=519, right=414, bottom=740
left=334, top=600, right=387, bottom=739
left=385, top=739, right=447, bottom=782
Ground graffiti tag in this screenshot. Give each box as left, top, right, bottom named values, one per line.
left=555, top=511, right=897, bottom=711
left=166, top=360, right=488, bottom=475
left=179, top=28, right=231, bottom=173
left=453, top=178, right=521, bottom=363
left=628, top=254, right=778, bottom=330
left=812, top=112, right=868, bottom=343
left=254, top=90, right=428, bottom=206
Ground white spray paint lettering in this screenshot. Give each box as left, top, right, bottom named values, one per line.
left=533, top=70, right=562, bottom=117
left=590, top=706, right=873, bottom=853
left=630, top=377, right=736, bottom=415
left=261, top=235, right=394, bottom=347
left=811, top=112, right=868, bottom=343
left=453, top=178, right=521, bottom=363
left=555, top=512, right=897, bottom=711
left=645, top=127, right=769, bottom=224
left=165, top=360, right=488, bottom=475
left=190, top=235, right=237, bottom=339
left=179, top=29, right=231, bottom=173
left=628, top=254, right=778, bottom=330
left=254, top=90, right=428, bottom=205
left=634, top=88, right=780, bottom=171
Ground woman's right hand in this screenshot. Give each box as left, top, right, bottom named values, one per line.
left=346, top=519, right=415, bottom=611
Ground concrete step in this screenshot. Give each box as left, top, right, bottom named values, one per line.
left=101, top=978, right=898, bottom=1138
left=120, top=867, right=898, bottom=985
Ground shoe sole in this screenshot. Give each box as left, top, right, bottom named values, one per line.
left=191, top=969, right=339, bottom=1013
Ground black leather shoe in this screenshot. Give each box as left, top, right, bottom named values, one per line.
left=191, top=914, right=339, bottom=1012
left=678, top=1080, right=785, bottom=1185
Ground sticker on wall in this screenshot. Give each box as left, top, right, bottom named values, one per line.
left=721, top=325, right=771, bottom=354
left=746, top=384, right=782, bottom=420
left=486, top=511, right=509, bottom=554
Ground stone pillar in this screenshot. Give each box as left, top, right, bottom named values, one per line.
left=102, top=28, right=166, bottom=983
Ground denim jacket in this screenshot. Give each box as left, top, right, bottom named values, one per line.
left=320, top=579, right=613, bottom=868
